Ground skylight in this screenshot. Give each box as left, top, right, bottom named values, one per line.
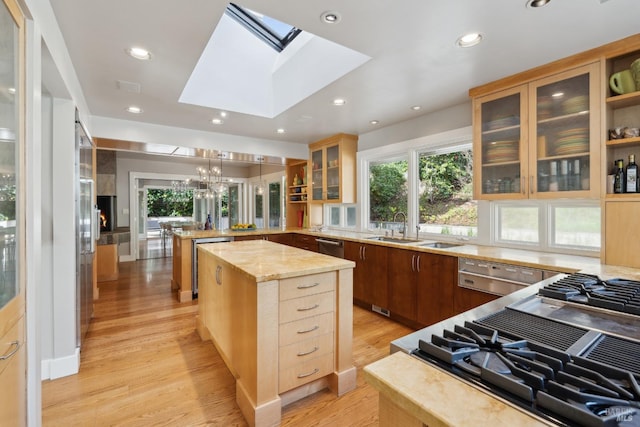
left=179, top=4, right=371, bottom=119
left=225, top=3, right=301, bottom=52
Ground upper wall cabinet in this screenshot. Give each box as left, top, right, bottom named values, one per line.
left=473, top=62, right=601, bottom=200
left=308, top=133, right=357, bottom=203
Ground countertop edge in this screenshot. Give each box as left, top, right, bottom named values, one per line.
left=364, top=352, right=553, bottom=427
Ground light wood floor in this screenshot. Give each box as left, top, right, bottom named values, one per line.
left=42, top=258, right=413, bottom=426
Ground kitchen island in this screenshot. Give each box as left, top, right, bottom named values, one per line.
left=196, top=240, right=356, bottom=427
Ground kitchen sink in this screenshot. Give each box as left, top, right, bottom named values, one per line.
left=367, top=236, right=420, bottom=244
left=418, top=241, right=463, bottom=249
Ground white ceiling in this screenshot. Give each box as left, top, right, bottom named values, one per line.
left=49, top=0, right=640, bottom=147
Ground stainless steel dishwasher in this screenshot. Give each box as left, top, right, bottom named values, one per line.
left=316, top=237, right=344, bottom=258
left=192, top=236, right=233, bottom=297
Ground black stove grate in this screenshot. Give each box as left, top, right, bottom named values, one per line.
left=476, top=308, right=588, bottom=352
left=582, top=335, right=640, bottom=376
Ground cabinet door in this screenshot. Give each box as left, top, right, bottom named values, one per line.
left=387, top=249, right=417, bottom=322
left=362, top=244, right=389, bottom=309
left=266, top=233, right=293, bottom=245
left=474, top=85, right=528, bottom=199
left=343, top=241, right=366, bottom=303
left=325, top=144, right=340, bottom=200
left=529, top=63, right=600, bottom=198
left=310, top=148, right=324, bottom=201
left=453, top=286, right=498, bottom=315
left=415, top=254, right=455, bottom=326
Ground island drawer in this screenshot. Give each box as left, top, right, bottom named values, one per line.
left=278, top=352, right=334, bottom=393
left=279, top=272, right=336, bottom=301
left=279, top=291, right=335, bottom=324
left=279, top=332, right=334, bottom=369
left=279, top=312, right=334, bottom=346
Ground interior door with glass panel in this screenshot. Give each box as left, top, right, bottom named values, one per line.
left=267, top=181, right=281, bottom=227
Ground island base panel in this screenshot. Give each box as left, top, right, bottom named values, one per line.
left=237, top=380, right=282, bottom=427
left=329, top=365, right=357, bottom=397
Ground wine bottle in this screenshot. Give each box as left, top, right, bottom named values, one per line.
left=626, top=154, right=638, bottom=193
left=614, top=159, right=625, bottom=193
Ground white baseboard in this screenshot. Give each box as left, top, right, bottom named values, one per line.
left=41, top=347, right=80, bottom=380
left=119, top=254, right=135, bottom=262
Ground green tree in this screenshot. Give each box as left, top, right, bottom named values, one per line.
left=369, top=161, right=407, bottom=222
left=147, top=189, right=194, bottom=217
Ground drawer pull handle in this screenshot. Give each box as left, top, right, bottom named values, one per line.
left=506, top=268, right=517, bottom=273
left=0, top=341, right=19, bottom=360
left=522, top=271, right=534, bottom=275
left=297, top=304, right=319, bottom=312
left=297, top=368, right=319, bottom=378
left=297, top=346, right=319, bottom=357
left=297, top=325, right=319, bottom=334
left=297, top=282, right=320, bottom=289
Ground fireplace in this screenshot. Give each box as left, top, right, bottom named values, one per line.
left=97, top=196, right=116, bottom=232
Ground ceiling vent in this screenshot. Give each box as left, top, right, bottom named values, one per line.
left=116, top=80, right=141, bottom=93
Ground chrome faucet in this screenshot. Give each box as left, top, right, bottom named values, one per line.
left=392, top=212, right=407, bottom=238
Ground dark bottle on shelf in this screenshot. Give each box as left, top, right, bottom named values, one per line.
left=626, top=154, right=638, bottom=193
left=204, top=214, right=212, bottom=230
left=614, top=159, right=625, bottom=194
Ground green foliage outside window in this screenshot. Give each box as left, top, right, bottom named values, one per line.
left=369, top=161, right=407, bottom=222
left=147, top=189, right=194, bottom=217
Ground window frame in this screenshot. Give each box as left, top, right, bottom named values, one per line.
left=226, top=3, right=302, bottom=52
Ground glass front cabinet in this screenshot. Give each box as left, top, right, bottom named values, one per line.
left=473, top=62, right=600, bottom=200
left=308, top=133, right=357, bottom=203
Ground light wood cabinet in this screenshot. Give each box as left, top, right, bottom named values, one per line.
left=603, top=42, right=640, bottom=268
left=473, top=62, right=601, bottom=200
left=285, top=159, right=308, bottom=228
left=196, top=242, right=355, bottom=427
left=309, top=134, right=357, bottom=203
left=0, top=315, right=25, bottom=426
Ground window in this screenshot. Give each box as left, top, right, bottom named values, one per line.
left=326, top=204, right=356, bottom=229
left=369, top=158, right=408, bottom=231
left=226, top=3, right=302, bottom=52
left=254, top=193, right=263, bottom=227
left=494, top=200, right=600, bottom=253
left=496, top=204, right=540, bottom=244
left=550, top=203, right=600, bottom=249
left=268, top=181, right=281, bottom=227
left=418, top=147, right=476, bottom=237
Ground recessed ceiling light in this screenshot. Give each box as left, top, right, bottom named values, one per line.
left=526, top=0, right=551, bottom=8
left=333, top=98, right=346, bottom=106
left=370, top=120, right=379, bottom=125
left=211, top=118, right=224, bottom=125
left=126, top=47, right=151, bottom=61
left=320, top=11, right=341, bottom=24
left=411, top=105, right=422, bottom=111
left=220, top=111, right=227, bottom=117
left=276, top=128, right=286, bottom=134
left=125, top=106, right=143, bottom=114
left=456, top=32, right=483, bottom=48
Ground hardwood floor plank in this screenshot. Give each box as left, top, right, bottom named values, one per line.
left=42, top=257, right=413, bottom=426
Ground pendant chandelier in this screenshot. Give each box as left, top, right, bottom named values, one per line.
left=194, top=154, right=227, bottom=199
left=255, top=156, right=265, bottom=195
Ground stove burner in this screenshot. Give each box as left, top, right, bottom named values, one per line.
left=415, top=319, right=640, bottom=426
left=539, top=274, right=640, bottom=316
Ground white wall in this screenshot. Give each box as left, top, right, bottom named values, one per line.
left=358, top=102, right=472, bottom=151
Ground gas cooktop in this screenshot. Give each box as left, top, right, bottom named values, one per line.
left=394, top=273, right=640, bottom=427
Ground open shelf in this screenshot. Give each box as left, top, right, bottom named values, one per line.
left=606, top=136, right=640, bottom=147
left=606, top=91, right=640, bottom=109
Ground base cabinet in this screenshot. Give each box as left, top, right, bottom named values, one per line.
left=453, top=285, right=499, bottom=315
left=387, top=248, right=456, bottom=328
left=196, top=245, right=355, bottom=427
left=344, top=241, right=388, bottom=308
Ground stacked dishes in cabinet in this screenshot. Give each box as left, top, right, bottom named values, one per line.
left=278, top=271, right=336, bottom=393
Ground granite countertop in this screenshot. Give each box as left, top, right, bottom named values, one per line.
left=364, top=352, right=553, bottom=427
left=197, top=239, right=355, bottom=282
left=175, top=227, right=619, bottom=276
